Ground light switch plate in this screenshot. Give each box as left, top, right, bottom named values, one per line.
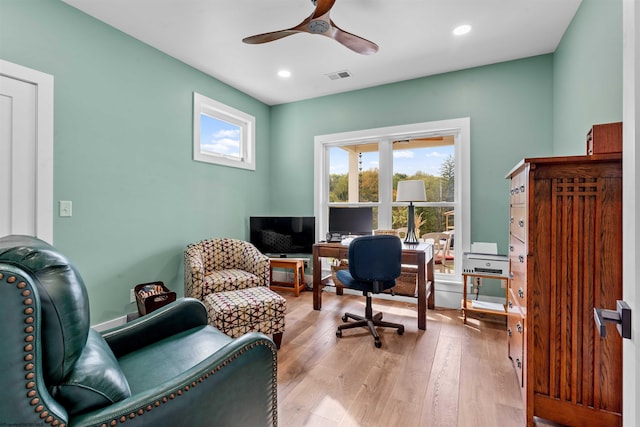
left=59, top=201, right=72, bottom=217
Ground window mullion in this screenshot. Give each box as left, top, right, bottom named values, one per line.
left=378, top=138, right=393, bottom=230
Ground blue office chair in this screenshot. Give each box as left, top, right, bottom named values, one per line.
left=335, top=235, right=404, bottom=348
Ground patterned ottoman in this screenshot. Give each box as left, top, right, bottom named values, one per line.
left=204, top=286, right=286, bottom=349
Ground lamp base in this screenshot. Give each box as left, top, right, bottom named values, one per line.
left=404, top=202, right=420, bottom=245
left=403, top=232, right=420, bottom=245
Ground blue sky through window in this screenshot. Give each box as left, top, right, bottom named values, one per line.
left=330, top=145, right=454, bottom=176
left=200, top=113, right=241, bottom=157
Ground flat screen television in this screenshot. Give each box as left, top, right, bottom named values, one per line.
left=249, top=216, right=316, bottom=255
left=328, top=207, right=373, bottom=236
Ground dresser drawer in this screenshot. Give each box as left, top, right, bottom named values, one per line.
left=509, top=206, right=527, bottom=242
left=510, top=172, right=527, bottom=204
left=507, top=307, right=525, bottom=388
left=509, top=240, right=527, bottom=311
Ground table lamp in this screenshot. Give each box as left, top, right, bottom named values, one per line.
left=396, top=180, right=426, bottom=244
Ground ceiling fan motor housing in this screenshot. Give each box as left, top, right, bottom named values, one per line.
left=309, top=20, right=330, bottom=34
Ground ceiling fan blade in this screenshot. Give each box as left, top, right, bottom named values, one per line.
left=312, top=0, right=337, bottom=19
left=330, top=21, right=379, bottom=55
left=242, top=29, right=302, bottom=44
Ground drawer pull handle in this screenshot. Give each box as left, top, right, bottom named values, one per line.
left=507, top=328, right=512, bottom=337
left=518, top=288, right=524, bottom=298
left=510, top=216, right=514, bottom=224
left=518, top=255, right=524, bottom=263
left=510, top=245, right=514, bottom=252
left=508, top=300, right=513, bottom=309
left=518, top=219, right=525, bottom=228
left=516, top=358, right=522, bottom=369
left=510, top=272, right=514, bottom=279
left=520, top=185, right=525, bottom=192
left=516, top=322, right=523, bottom=333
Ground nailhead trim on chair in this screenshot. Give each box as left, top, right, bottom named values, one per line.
left=0, top=272, right=67, bottom=427
left=97, top=339, right=279, bottom=427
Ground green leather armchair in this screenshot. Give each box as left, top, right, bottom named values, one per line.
left=0, top=235, right=278, bottom=427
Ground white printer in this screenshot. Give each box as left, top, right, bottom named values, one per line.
left=462, top=242, right=509, bottom=278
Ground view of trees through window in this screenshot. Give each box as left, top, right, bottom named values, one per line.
left=329, top=137, right=455, bottom=238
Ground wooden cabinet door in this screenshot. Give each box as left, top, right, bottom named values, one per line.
left=529, top=160, right=622, bottom=427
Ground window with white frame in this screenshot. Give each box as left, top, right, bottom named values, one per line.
left=193, top=92, right=256, bottom=170
left=314, top=118, right=470, bottom=280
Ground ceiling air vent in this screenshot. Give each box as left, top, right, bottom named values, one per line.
left=326, top=70, right=352, bottom=80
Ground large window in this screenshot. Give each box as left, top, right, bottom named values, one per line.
left=314, top=118, right=470, bottom=280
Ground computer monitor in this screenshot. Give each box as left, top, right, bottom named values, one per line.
left=328, top=207, right=373, bottom=236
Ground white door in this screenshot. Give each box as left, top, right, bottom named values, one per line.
left=622, top=1, right=639, bottom=426
left=0, top=60, right=53, bottom=243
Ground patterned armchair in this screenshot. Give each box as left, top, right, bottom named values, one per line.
left=184, top=238, right=270, bottom=300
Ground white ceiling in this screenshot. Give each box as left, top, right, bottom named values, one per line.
left=61, top=0, right=582, bottom=106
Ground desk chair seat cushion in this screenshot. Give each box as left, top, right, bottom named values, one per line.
left=335, top=269, right=396, bottom=293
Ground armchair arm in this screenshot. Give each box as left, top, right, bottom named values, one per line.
left=184, top=244, right=205, bottom=299
left=101, top=298, right=208, bottom=358
left=71, top=333, right=278, bottom=427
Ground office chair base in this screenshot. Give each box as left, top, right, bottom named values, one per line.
left=336, top=311, right=404, bottom=348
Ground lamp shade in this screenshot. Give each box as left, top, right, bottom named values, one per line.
left=396, top=180, right=426, bottom=202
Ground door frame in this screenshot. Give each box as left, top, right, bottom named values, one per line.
left=0, top=59, right=54, bottom=243
left=622, top=1, right=638, bottom=426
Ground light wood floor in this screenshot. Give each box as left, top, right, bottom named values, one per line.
left=275, top=289, right=526, bottom=427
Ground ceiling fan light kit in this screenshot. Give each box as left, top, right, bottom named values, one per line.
left=242, top=0, right=379, bottom=55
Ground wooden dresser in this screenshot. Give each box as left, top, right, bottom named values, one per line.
left=506, top=153, right=622, bottom=427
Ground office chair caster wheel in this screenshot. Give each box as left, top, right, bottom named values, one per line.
left=342, top=315, right=349, bottom=322
left=397, top=326, right=404, bottom=335
left=336, top=329, right=342, bottom=338
left=374, top=339, right=382, bottom=348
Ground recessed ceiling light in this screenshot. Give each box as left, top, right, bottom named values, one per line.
left=277, top=70, right=292, bottom=78
left=453, top=24, right=472, bottom=36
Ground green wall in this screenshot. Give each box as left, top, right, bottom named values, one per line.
left=0, top=0, right=272, bottom=323
left=0, top=0, right=623, bottom=320
left=270, top=56, right=555, bottom=252
left=553, top=0, right=623, bottom=154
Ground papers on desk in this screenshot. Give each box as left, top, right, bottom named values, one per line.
left=341, top=237, right=355, bottom=245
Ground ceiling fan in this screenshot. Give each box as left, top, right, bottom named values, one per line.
left=242, top=0, right=379, bottom=55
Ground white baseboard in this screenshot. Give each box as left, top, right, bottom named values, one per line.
left=92, top=315, right=127, bottom=332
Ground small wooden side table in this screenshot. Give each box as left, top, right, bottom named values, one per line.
left=269, top=258, right=306, bottom=297
left=461, top=272, right=509, bottom=324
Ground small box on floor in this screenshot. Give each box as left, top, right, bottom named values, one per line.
left=135, top=281, right=176, bottom=315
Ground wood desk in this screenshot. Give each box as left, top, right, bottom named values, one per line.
left=312, top=242, right=434, bottom=330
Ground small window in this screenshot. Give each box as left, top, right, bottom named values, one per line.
left=193, top=92, right=255, bottom=170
